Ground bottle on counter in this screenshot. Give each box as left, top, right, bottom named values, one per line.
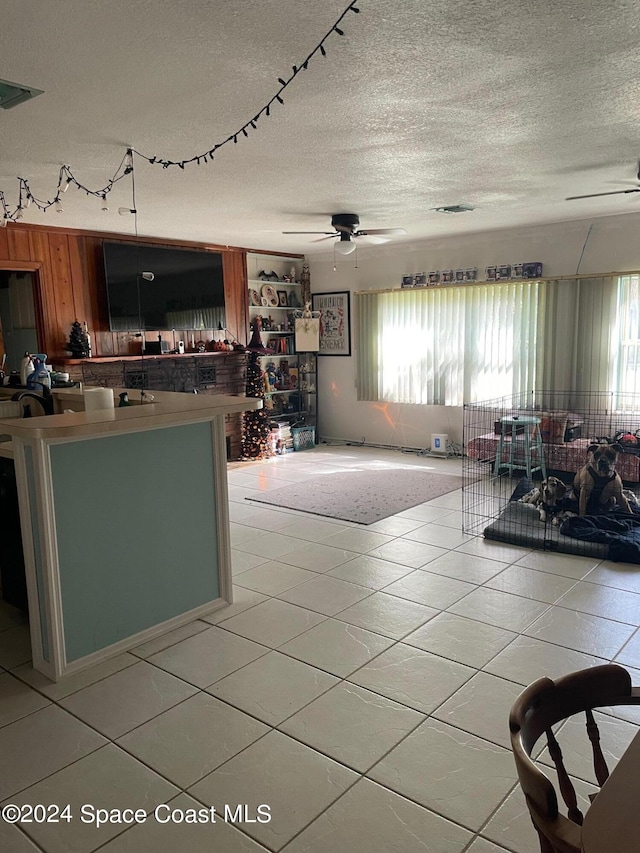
left=26, top=356, right=51, bottom=390
left=37, top=363, right=51, bottom=390
left=26, top=357, right=41, bottom=389
left=20, top=352, right=33, bottom=386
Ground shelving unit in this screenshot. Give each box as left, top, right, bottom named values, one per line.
left=246, top=253, right=317, bottom=449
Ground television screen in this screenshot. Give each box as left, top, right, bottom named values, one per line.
left=103, top=242, right=226, bottom=332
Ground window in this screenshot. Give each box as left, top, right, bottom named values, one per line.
left=615, top=274, right=640, bottom=410
left=356, top=281, right=546, bottom=406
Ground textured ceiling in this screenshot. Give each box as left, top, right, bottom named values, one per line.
left=2, top=0, right=640, bottom=254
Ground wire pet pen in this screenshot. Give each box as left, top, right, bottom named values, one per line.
left=462, top=391, right=640, bottom=557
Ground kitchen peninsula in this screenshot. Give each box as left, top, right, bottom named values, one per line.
left=0, top=389, right=261, bottom=681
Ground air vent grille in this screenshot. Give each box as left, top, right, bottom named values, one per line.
left=432, top=204, right=475, bottom=214
left=0, top=78, right=44, bottom=110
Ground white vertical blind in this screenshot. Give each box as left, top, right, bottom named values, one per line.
left=464, top=281, right=545, bottom=402
left=615, top=274, right=640, bottom=410
left=357, top=281, right=549, bottom=406
left=572, top=276, right=618, bottom=397
left=356, top=275, right=628, bottom=407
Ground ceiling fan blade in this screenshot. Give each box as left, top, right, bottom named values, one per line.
left=357, top=227, right=407, bottom=236
left=282, top=230, right=338, bottom=235
left=357, top=234, right=391, bottom=245
left=565, top=188, right=640, bottom=200
left=312, top=234, right=339, bottom=242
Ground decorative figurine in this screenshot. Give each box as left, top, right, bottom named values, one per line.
left=300, top=260, right=311, bottom=305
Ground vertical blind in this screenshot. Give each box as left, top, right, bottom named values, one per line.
left=357, top=281, right=546, bottom=406
left=356, top=276, right=619, bottom=407
left=616, top=274, right=640, bottom=409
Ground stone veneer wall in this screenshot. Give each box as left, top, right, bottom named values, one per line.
left=65, top=352, right=248, bottom=460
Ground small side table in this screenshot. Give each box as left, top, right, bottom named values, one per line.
left=493, top=415, right=547, bottom=480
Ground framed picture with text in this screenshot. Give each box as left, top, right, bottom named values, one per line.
left=311, top=291, right=351, bottom=356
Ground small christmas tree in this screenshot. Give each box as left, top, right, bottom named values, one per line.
left=241, top=353, right=272, bottom=459
left=67, top=320, right=90, bottom=358
left=241, top=317, right=273, bottom=460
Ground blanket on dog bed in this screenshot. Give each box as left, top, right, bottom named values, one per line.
left=483, top=477, right=640, bottom=562
left=560, top=515, right=640, bottom=563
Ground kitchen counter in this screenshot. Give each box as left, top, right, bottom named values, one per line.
left=0, top=388, right=261, bottom=681
left=0, top=387, right=258, bottom=438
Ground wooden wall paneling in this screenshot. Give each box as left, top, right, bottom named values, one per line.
left=83, top=236, right=118, bottom=354
left=3, top=223, right=279, bottom=359
left=115, top=331, right=138, bottom=355
left=0, top=227, right=11, bottom=260
left=67, top=235, right=91, bottom=329
left=222, top=251, right=248, bottom=345
left=28, top=229, right=60, bottom=358
left=46, top=232, right=76, bottom=358
left=7, top=227, right=31, bottom=262
left=95, top=331, right=115, bottom=356
left=84, top=237, right=108, bottom=332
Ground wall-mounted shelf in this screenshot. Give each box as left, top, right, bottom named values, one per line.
left=246, top=253, right=317, bottom=446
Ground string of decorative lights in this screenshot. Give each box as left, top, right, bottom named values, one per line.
left=0, top=151, right=133, bottom=226
left=0, top=1, right=360, bottom=226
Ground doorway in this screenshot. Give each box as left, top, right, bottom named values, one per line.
left=0, top=270, right=39, bottom=374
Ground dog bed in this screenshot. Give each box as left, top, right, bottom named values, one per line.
left=483, top=501, right=609, bottom=558
left=483, top=478, right=640, bottom=562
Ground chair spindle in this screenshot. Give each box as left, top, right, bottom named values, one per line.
left=585, top=709, right=610, bottom=787
left=546, top=728, right=584, bottom=825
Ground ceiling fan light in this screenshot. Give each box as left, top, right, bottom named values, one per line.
left=335, top=236, right=356, bottom=255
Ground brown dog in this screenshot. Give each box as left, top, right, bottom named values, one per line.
left=574, top=443, right=631, bottom=516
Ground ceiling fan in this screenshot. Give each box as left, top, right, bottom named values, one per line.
left=283, top=213, right=407, bottom=254
left=566, top=161, right=640, bottom=200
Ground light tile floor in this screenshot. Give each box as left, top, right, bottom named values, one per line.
left=1, top=446, right=640, bottom=852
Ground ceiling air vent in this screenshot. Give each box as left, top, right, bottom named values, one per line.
left=0, top=78, right=44, bottom=110
left=432, top=204, right=475, bottom=214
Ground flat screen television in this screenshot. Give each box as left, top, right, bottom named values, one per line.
left=103, top=242, right=226, bottom=332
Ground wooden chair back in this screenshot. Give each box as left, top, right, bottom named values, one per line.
left=509, top=664, right=640, bottom=853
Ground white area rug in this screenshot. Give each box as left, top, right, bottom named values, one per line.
left=246, top=468, right=465, bottom=524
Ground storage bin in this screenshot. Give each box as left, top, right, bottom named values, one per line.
left=291, top=425, right=316, bottom=450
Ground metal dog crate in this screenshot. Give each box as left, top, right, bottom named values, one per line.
left=462, top=391, right=640, bottom=556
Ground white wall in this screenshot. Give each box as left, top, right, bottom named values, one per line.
left=309, top=211, right=640, bottom=449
